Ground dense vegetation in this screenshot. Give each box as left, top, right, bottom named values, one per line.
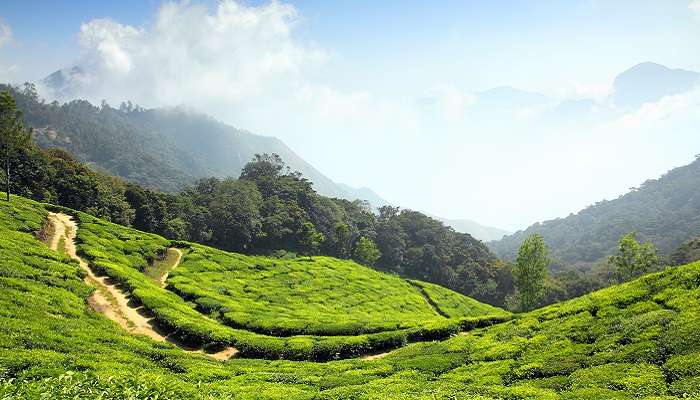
left=490, top=154, right=700, bottom=267
left=671, top=236, right=700, bottom=266
left=2, top=194, right=699, bottom=398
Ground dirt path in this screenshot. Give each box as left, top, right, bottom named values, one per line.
left=407, top=281, right=450, bottom=318
left=159, top=248, right=183, bottom=288
left=361, top=352, right=391, bottom=361
left=45, top=212, right=237, bottom=360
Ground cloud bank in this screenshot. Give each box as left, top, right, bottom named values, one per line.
left=65, top=1, right=321, bottom=108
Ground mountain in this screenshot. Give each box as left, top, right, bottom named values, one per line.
left=489, top=155, right=700, bottom=266
left=430, top=214, right=510, bottom=242
left=611, top=62, right=700, bottom=109
left=336, top=183, right=390, bottom=209
left=10, top=82, right=382, bottom=204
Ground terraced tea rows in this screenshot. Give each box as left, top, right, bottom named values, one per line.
left=73, top=206, right=509, bottom=360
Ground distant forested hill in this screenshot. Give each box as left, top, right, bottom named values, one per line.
left=5, top=84, right=378, bottom=203
left=489, top=155, right=700, bottom=266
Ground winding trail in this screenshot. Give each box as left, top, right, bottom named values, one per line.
left=159, top=248, right=183, bottom=288
left=46, top=212, right=237, bottom=360
left=407, top=281, right=450, bottom=318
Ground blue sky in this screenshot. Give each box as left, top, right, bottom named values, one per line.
left=3, top=1, right=699, bottom=89
left=1, top=1, right=699, bottom=230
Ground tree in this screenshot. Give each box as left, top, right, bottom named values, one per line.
left=298, top=221, right=324, bottom=259
left=353, top=236, right=381, bottom=266
left=334, top=222, right=352, bottom=259
left=514, top=234, right=549, bottom=311
left=0, top=91, right=32, bottom=201
left=609, top=232, right=659, bottom=281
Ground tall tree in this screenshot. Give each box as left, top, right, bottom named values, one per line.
left=514, top=234, right=549, bottom=311
left=353, top=236, right=381, bottom=266
left=609, top=232, right=659, bottom=282
left=299, top=221, right=325, bottom=259
left=0, top=91, right=31, bottom=201
left=334, top=222, right=352, bottom=259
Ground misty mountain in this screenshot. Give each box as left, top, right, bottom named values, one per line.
left=335, top=183, right=390, bottom=209
left=11, top=82, right=381, bottom=204
left=488, top=155, right=700, bottom=267
left=611, top=62, right=700, bottom=109
left=431, top=215, right=511, bottom=242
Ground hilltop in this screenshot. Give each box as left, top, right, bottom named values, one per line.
left=1, top=193, right=699, bottom=398
left=490, top=155, right=700, bottom=267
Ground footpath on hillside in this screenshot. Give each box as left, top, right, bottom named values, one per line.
left=45, top=212, right=237, bottom=361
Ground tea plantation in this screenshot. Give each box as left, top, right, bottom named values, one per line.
left=72, top=201, right=509, bottom=360
left=1, top=194, right=700, bottom=399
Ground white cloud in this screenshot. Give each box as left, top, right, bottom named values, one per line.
left=50, top=0, right=325, bottom=110
left=422, top=84, right=476, bottom=122
left=613, top=89, right=700, bottom=129
left=690, top=0, right=700, bottom=16
left=0, top=20, right=13, bottom=48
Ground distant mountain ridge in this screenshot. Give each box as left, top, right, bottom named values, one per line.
left=428, top=214, right=511, bottom=242
left=10, top=83, right=386, bottom=204
left=611, top=62, right=700, bottom=109
left=488, top=155, right=700, bottom=267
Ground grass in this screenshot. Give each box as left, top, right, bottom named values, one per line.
left=1, top=193, right=699, bottom=399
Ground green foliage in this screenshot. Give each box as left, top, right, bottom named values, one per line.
left=670, top=235, right=700, bottom=266
left=0, top=90, right=32, bottom=201
left=514, top=234, right=549, bottom=311
left=298, top=221, right=325, bottom=257
left=609, top=232, right=660, bottom=281
left=353, top=236, right=381, bottom=266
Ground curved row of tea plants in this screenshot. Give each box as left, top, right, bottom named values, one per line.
left=74, top=211, right=509, bottom=360
left=167, top=244, right=506, bottom=337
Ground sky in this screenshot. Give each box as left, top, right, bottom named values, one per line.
left=1, top=0, right=700, bottom=231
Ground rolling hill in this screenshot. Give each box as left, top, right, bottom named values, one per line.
left=489, top=155, right=700, bottom=266
left=1, top=192, right=699, bottom=398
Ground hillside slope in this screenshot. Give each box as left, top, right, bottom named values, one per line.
left=7, top=84, right=380, bottom=203
left=1, top=193, right=699, bottom=398
left=0, top=194, right=507, bottom=361
left=490, top=155, right=700, bottom=265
